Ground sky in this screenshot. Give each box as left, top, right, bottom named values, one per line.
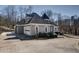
left=0, top=5, right=79, bottom=19
left=32, top=5, right=79, bottom=16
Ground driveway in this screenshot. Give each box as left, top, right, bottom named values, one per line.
left=0, top=32, right=79, bottom=53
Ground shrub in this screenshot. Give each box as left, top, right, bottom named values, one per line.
left=55, top=32, right=59, bottom=35
left=31, top=32, right=58, bottom=39
left=48, top=32, right=58, bottom=38
left=55, top=32, right=64, bottom=35
left=31, top=35, right=39, bottom=39
left=38, top=32, right=48, bottom=38
left=38, top=32, right=57, bottom=38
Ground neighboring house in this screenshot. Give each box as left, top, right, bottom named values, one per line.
left=14, top=13, right=58, bottom=35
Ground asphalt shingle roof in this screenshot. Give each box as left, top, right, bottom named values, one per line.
left=17, top=13, right=57, bottom=26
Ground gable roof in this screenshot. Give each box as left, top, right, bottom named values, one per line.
left=17, top=13, right=57, bottom=26
left=42, top=13, right=49, bottom=19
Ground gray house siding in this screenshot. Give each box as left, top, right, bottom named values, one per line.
left=15, top=26, right=24, bottom=34
left=24, top=25, right=31, bottom=35
left=31, top=25, right=36, bottom=35
left=15, top=23, right=56, bottom=35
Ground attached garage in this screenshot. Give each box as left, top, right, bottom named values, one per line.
left=15, top=25, right=24, bottom=34
left=15, top=25, right=36, bottom=36
left=24, top=25, right=31, bottom=35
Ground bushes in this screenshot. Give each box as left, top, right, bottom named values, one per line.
left=38, top=32, right=57, bottom=38
left=38, top=32, right=49, bottom=38
left=48, top=32, right=57, bottom=38
left=55, top=32, right=59, bottom=35
left=31, top=32, right=58, bottom=39
left=55, top=32, right=64, bottom=35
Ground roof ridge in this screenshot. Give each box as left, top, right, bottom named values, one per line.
left=27, top=17, right=32, bottom=24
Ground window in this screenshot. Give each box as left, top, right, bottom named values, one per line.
left=45, top=27, right=47, bottom=32
left=25, top=30, right=30, bottom=31
left=50, top=26, right=54, bottom=32
left=36, top=27, right=38, bottom=33
left=55, top=28, right=57, bottom=30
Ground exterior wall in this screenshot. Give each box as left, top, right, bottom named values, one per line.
left=15, top=26, right=24, bottom=34
left=50, top=26, right=54, bottom=32
left=24, top=25, right=31, bottom=35
left=29, top=23, right=54, bottom=35
left=38, top=25, right=46, bottom=33
left=34, top=24, right=48, bottom=34
left=14, top=26, right=17, bottom=33
left=54, top=26, right=59, bottom=32
left=31, top=25, right=36, bottom=35
left=15, top=23, right=58, bottom=35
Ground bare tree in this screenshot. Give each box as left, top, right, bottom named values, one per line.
left=18, top=6, right=24, bottom=20
left=27, top=5, right=32, bottom=14
left=41, top=9, right=53, bottom=19
left=18, top=6, right=33, bottom=19
left=23, top=5, right=33, bottom=18
left=4, top=5, right=17, bottom=28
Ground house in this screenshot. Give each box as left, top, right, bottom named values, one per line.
left=14, top=13, right=58, bottom=35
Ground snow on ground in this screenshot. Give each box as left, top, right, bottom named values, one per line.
left=0, top=32, right=17, bottom=40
